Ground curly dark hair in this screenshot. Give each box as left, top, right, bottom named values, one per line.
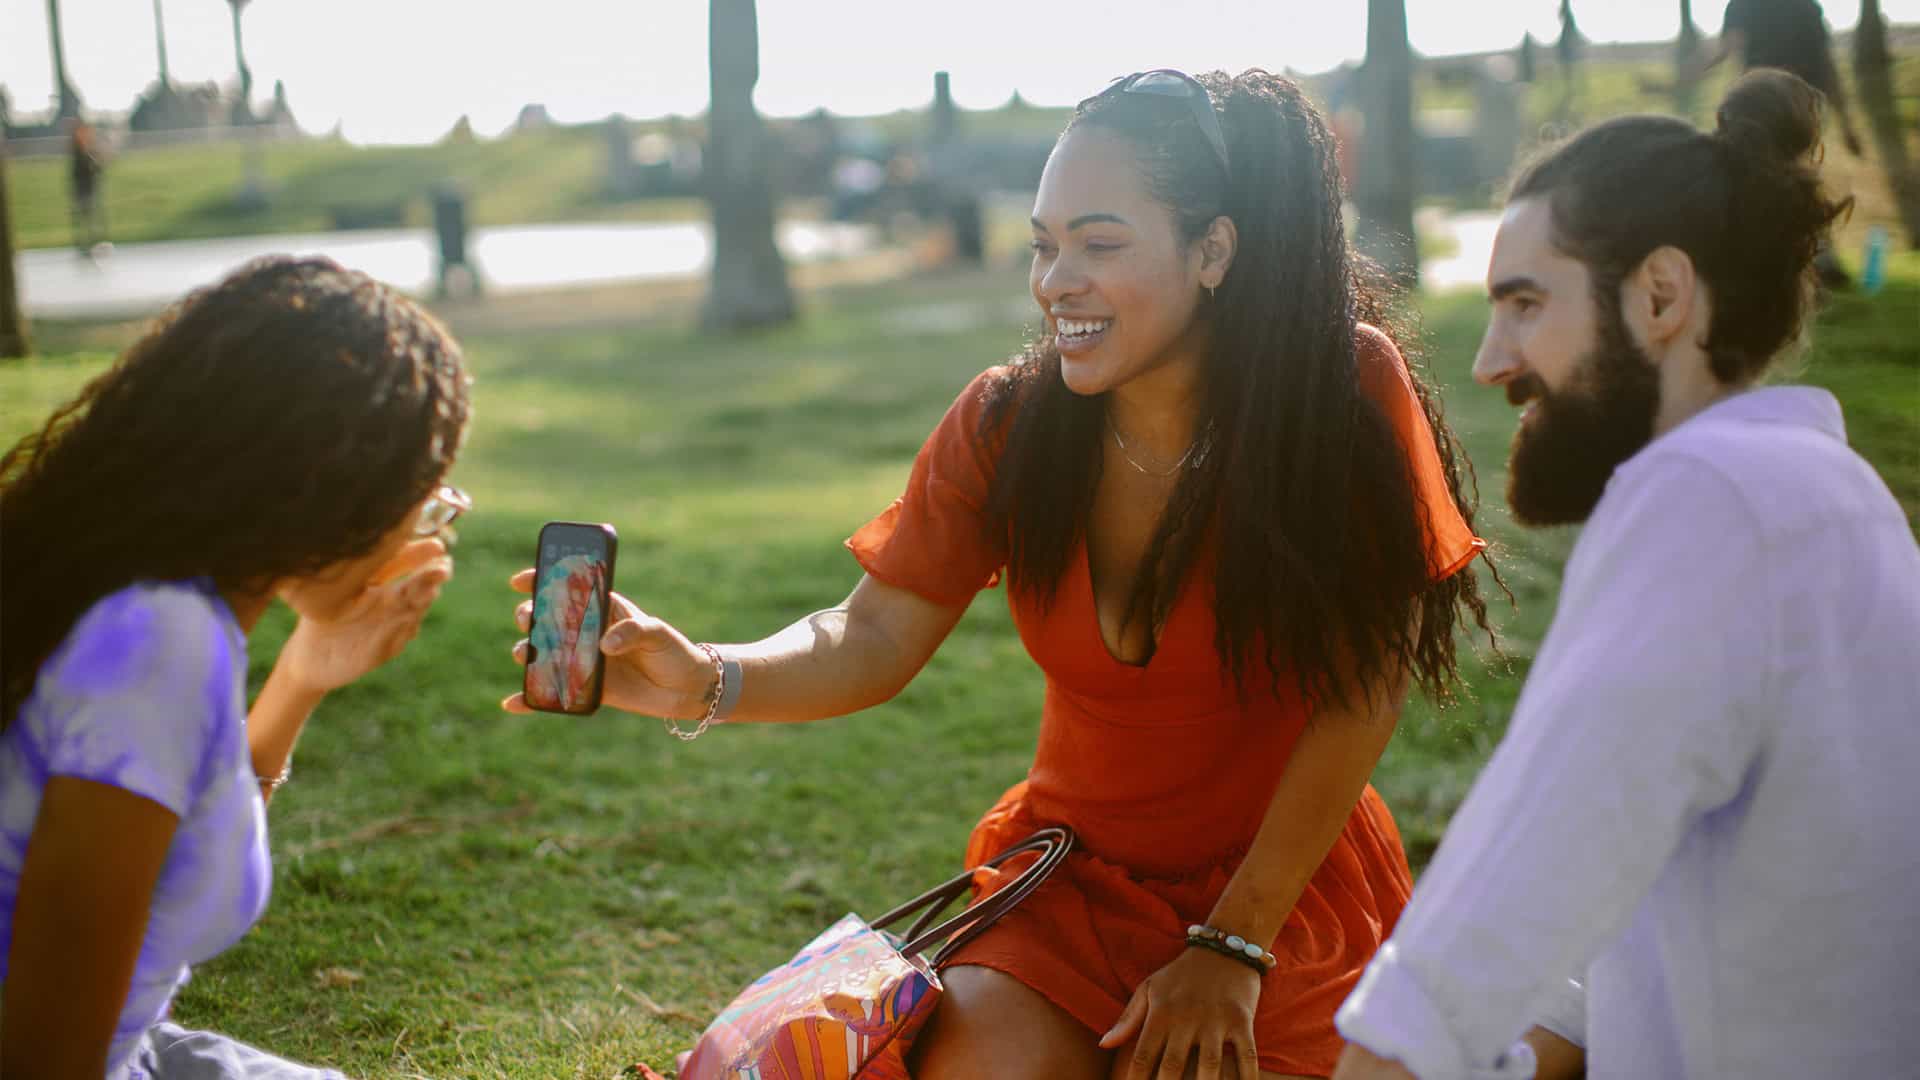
left=982, top=69, right=1500, bottom=709
left=1, top=256, right=471, bottom=727
left=1510, top=69, right=1852, bottom=384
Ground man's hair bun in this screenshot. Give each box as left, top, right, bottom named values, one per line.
left=1715, top=68, right=1824, bottom=165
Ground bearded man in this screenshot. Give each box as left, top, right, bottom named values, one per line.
left=1331, top=71, right=1920, bottom=1080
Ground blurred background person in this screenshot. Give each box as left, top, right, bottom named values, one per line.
left=1701, top=0, right=1866, bottom=156
left=67, top=118, right=108, bottom=256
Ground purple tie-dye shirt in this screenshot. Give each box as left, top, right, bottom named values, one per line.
left=0, top=581, right=272, bottom=1079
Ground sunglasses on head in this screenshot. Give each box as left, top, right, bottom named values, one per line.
left=1113, top=69, right=1230, bottom=178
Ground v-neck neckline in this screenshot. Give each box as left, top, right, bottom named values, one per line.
left=1078, top=539, right=1158, bottom=673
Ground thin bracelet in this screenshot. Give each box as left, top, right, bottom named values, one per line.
left=665, top=645, right=725, bottom=741
left=1186, top=923, right=1277, bottom=975
left=260, top=760, right=292, bottom=793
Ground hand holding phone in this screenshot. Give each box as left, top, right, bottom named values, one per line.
left=523, top=522, right=618, bottom=714
left=506, top=536, right=722, bottom=720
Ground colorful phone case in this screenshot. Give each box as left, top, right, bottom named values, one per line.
left=524, top=522, right=618, bottom=715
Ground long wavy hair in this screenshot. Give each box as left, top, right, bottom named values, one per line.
left=982, top=69, right=1499, bottom=709
left=1, top=256, right=471, bottom=727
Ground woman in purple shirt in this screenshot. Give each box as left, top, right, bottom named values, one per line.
left=0, top=256, right=472, bottom=1078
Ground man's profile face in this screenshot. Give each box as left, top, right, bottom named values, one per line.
left=1475, top=197, right=1661, bottom=526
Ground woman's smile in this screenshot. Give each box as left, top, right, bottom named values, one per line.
left=1055, top=317, right=1113, bottom=354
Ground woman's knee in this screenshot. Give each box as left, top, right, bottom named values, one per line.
left=910, top=965, right=1108, bottom=1080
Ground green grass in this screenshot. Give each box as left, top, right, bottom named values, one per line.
left=8, top=128, right=711, bottom=252
left=1, top=263, right=1914, bottom=1075
left=1786, top=270, right=1920, bottom=526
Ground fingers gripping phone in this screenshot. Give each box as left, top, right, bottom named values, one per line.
left=524, top=522, right=618, bottom=715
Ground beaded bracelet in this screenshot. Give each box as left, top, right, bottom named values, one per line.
left=1186, top=923, right=1277, bottom=975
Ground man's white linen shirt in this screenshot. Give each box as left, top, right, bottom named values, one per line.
left=1336, top=387, right=1920, bottom=1079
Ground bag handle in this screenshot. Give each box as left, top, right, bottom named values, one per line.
left=870, top=826, right=1074, bottom=968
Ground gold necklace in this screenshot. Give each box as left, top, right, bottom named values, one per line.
left=1109, top=418, right=1205, bottom=477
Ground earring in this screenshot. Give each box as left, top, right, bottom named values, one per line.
left=1206, top=284, right=1217, bottom=300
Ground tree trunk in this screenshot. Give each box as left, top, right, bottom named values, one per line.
left=700, top=0, right=795, bottom=331
left=46, top=0, right=82, bottom=120
left=153, top=0, right=171, bottom=86
left=1355, top=0, right=1419, bottom=288
left=1, top=132, right=32, bottom=360
left=1854, top=0, right=1920, bottom=246
left=1557, top=0, right=1583, bottom=72
left=228, top=0, right=253, bottom=126
left=1675, top=0, right=1702, bottom=116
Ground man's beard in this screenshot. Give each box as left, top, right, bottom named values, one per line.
left=1506, top=303, right=1662, bottom=526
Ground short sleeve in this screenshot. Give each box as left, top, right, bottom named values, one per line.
left=1355, top=325, right=1485, bottom=581
left=846, top=369, right=1009, bottom=606
left=26, top=584, right=236, bottom=818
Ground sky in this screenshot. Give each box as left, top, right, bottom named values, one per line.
left=5, top=0, right=1916, bottom=144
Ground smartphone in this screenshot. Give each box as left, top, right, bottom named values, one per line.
left=523, top=522, right=618, bottom=715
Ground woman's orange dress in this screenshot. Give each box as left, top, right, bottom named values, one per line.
left=846, top=327, right=1482, bottom=1076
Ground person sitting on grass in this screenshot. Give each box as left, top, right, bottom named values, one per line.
left=507, top=69, right=1496, bottom=1079
left=1332, top=70, right=1920, bottom=1080
left=0, top=256, right=472, bottom=1079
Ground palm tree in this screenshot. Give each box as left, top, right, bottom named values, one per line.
left=152, top=0, right=172, bottom=87
left=227, top=0, right=253, bottom=125
left=1354, top=0, right=1419, bottom=288
left=1674, top=0, right=1703, bottom=115
left=1676, top=0, right=1701, bottom=58
left=1517, top=32, right=1539, bottom=84
left=1, top=131, right=31, bottom=359
left=700, top=0, right=795, bottom=330
left=45, top=0, right=82, bottom=120
left=225, top=0, right=271, bottom=207
left=1552, top=0, right=1586, bottom=120
left=1854, top=0, right=1920, bottom=245
left=1557, top=0, right=1584, bottom=78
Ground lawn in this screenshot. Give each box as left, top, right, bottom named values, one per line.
left=6, top=128, right=712, bottom=252
left=1, top=260, right=1915, bottom=1076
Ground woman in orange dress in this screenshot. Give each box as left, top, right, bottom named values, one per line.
left=507, top=69, right=1493, bottom=1079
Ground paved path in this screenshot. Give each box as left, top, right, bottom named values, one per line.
left=18, top=210, right=1498, bottom=321
left=19, top=220, right=876, bottom=320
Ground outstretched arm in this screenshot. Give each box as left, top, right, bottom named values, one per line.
left=507, top=571, right=970, bottom=724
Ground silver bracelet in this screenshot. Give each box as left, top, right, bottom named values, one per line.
left=260, top=760, right=292, bottom=793
left=665, top=645, right=728, bottom=741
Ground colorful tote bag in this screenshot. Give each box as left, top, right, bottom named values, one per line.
left=679, top=827, right=1073, bottom=1080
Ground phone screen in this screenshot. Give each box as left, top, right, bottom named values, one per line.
left=525, top=523, right=616, bottom=714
